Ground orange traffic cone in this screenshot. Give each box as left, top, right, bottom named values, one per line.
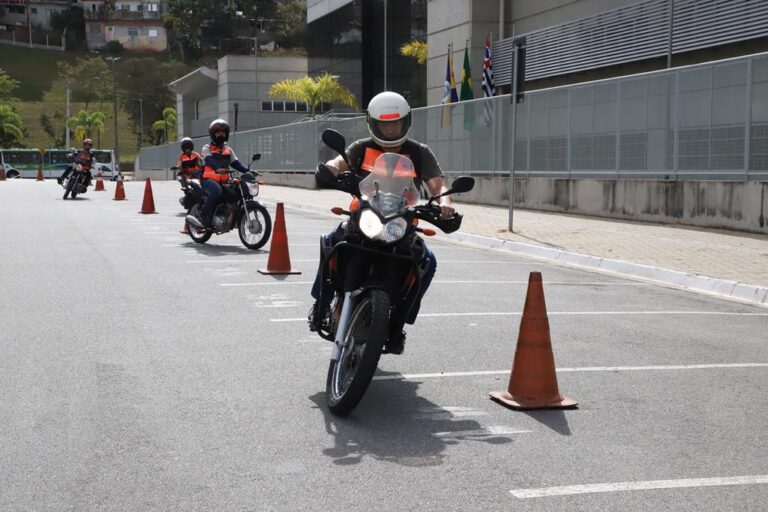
left=0, top=166, right=6, bottom=181
left=258, top=203, right=301, bottom=275
left=94, top=172, right=105, bottom=191
left=139, top=178, right=157, bottom=214
left=36, top=164, right=44, bottom=181
left=489, top=272, right=577, bottom=410
left=113, top=179, right=126, bottom=201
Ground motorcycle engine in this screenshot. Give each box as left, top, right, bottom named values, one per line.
left=212, top=204, right=236, bottom=230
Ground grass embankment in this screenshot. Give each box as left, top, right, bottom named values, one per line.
left=1, top=46, right=177, bottom=164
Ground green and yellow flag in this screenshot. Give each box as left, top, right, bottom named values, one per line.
left=460, top=46, right=474, bottom=101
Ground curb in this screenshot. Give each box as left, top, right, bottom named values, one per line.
left=263, top=198, right=768, bottom=309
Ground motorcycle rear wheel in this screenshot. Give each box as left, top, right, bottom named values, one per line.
left=187, top=204, right=212, bottom=244
left=238, top=202, right=272, bottom=250
left=326, top=289, right=389, bottom=416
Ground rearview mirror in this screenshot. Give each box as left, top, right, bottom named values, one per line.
left=449, top=176, right=475, bottom=195
left=322, top=129, right=347, bottom=156
left=252, top=153, right=261, bottom=161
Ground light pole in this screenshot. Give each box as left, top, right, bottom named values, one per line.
left=106, top=56, right=120, bottom=166
left=137, top=97, right=143, bottom=148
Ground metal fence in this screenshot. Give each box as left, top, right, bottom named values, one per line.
left=140, top=52, right=768, bottom=181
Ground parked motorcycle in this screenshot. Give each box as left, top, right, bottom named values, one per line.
left=62, top=164, right=89, bottom=200
left=185, top=154, right=272, bottom=250
left=309, top=129, right=475, bottom=415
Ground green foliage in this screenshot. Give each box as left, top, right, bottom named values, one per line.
left=275, top=1, right=307, bottom=49
left=103, top=40, right=126, bottom=54
left=67, top=110, right=107, bottom=142
left=401, top=40, right=427, bottom=65
left=57, top=57, right=113, bottom=110
left=39, top=112, right=67, bottom=147
left=0, top=104, right=25, bottom=146
left=151, top=107, right=177, bottom=144
left=269, top=73, right=357, bottom=117
left=50, top=7, right=86, bottom=51
left=0, top=68, right=21, bottom=103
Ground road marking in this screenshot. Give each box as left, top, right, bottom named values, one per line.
left=509, top=475, right=768, bottom=498
left=187, top=259, right=315, bottom=263
left=221, top=281, right=314, bottom=286
left=272, top=311, right=768, bottom=322
left=372, top=363, right=768, bottom=381
left=433, top=426, right=532, bottom=437
left=220, top=280, right=649, bottom=287
left=187, top=259, right=532, bottom=264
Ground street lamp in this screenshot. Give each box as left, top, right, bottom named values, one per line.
left=105, top=56, right=120, bottom=165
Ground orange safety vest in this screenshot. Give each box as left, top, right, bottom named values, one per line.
left=359, top=147, right=417, bottom=178
left=202, top=144, right=234, bottom=183
left=180, top=151, right=202, bottom=172
left=75, top=149, right=94, bottom=172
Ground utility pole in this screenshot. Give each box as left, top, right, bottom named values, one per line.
left=106, top=57, right=121, bottom=167
left=138, top=97, right=143, bottom=148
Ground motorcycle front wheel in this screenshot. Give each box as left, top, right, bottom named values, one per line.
left=187, top=204, right=212, bottom=244
left=326, top=289, right=390, bottom=416
left=63, top=179, right=73, bottom=200
left=238, top=202, right=272, bottom=250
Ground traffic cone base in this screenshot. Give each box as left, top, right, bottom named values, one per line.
left=36, top=167, right=44, bottom=181
left=139, top=178, right=157, bottom=214
left=258, top=202, right=301, bottom=275
left=489, top=272, right=577, bottom=411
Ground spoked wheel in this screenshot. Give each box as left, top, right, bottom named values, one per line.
left=326, top=289, right=390, bottom=416
left=63, top=179, right=73, bottom=200
left=187, top=204, right=212, bottom=244
left=238, top=202, right=272, bottom=250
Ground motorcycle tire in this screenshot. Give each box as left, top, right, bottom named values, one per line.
left=326, top=289, right=390, bottom=416
left=238, top=202, right=272, bottom=250
left=187, top=204, right=212, bottom=244
left=63, top=179, right=73, bottom=200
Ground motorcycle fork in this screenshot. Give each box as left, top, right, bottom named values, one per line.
left=331, top=289, right=363, bottom=362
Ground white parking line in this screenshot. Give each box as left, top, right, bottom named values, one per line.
left=271, top=311, right=768, bottom=322
left=221, top=281, right=314, bottom=286
left=434, top=426, right=532, bottom=437
left=509, top=475, right=768, bottom=498
left=372, top=363, right=768, bottom=381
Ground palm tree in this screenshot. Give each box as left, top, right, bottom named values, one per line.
left=67, top=110, right=106, bottom=144
left=268, top=73, right=357, bottom=118
left=152, top=107, right=177, bottom=143
left=0, top=104, right=24, bottom=146
left=400, top=40, right=427, bottom=65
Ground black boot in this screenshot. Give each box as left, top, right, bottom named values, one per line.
left=383, top=330, right=406, bottom=355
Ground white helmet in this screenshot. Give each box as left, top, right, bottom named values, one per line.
left=367, top=91, right=411, bottom=148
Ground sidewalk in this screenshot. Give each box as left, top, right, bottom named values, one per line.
left=257, top=184, right=768, bottom=307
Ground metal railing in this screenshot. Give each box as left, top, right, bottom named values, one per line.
left=140, top=52, right=768, bottom=181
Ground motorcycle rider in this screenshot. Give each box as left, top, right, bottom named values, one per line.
left=186, top=119, right=249, bottom=229
left=57, top=138, right=95, bottom=187
left=176, top=137, right=203, bottom=179
left=311, top=91, right=455, bottom=354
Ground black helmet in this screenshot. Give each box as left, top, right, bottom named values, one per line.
left=180, top=137, right=194, bottom=151
left=208, top=118, right=230, bottom=145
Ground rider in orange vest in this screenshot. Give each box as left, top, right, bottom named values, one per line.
left=57, top=138, right=95, bottom=187
left=176, top=137, right=202, bottom=179
left=311, top=92, right=455, bottom=355
left=186, top=119, right=249, bottom=229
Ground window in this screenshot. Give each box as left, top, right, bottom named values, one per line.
left=91, top=4, right=97, bottom=11
left=273, top=101, right=284, bottom=112
left=137, top=3, right=143, bottom=10
left=296, top=102, right=308, bottom=112
left=148, top=29, right=158, bottom=37
left=285, top=101, right=296, bottom=112
left=120, top=4, right=130, bottom=11
left=30, top=7, right=37, bottom=14
left=147, top=3, right=159, bottom=11
left=90, top=24, right=101, bottom=33
left=9, top=5, right=25, bottom=13
left=261, top=101, right=273, bottom=111
left=128, top=27, right=138, bottom=36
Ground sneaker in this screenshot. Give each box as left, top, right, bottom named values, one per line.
left=383, top=330, right=406, bottom=355
left=308, top=302, right=331, bottom=332
left=57, top=177, right=63, bottom=185
left=185, top=214, right=206, bottom=229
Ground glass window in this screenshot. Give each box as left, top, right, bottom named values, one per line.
left=137, top=3, right=143, bottom=10
left=148, top=29, right=158, bottom=37
left=120, top=4, right=130, bottom=11
left=296, top=102, right=308, bottom=112
left=273, top=102, right=284, bottom=112
left=31, top=7, right=37, bottom=14
left=47, top=150, right=70, bottom=165
left=285, top=101, right=296, bottom=112
left=147, top=3, right=159, bottom=11
left=128, top=28, right=138, bottom=36
left=261, top=101, right=273, bottom=111
left=92, top=151, right=113, bottom=163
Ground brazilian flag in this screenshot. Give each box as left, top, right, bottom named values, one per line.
left=460, top=46, right=475, bottom=131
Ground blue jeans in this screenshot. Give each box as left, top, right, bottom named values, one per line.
left=311, top=232, right=437, bottom=325
left=200, top=179, right=223, bottom=223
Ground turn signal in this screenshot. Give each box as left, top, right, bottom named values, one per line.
left=422, top=229, right=436, bottom=237
left=331, top=207, right=345, bottom=215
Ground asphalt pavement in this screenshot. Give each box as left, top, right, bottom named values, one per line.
left=1, top=179, right=767, bottom=511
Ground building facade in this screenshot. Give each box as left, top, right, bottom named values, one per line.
left=0, top=0, right=70, bottom=34
left=307, top=0, right=428, bottom=108
left=80, top=0, right=167, bottom=52
left=169, top=54, right=309, bottom=138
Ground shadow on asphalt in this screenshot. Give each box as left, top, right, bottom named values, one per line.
left=309, top=370, right=514, bottom=467
left=180, top=241, right=269, bottom=256
left=522, top=409, right=573, bottom=436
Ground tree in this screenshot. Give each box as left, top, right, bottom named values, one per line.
left=67, top=110, right=106, bottom=142
left=0, top=104, right=24, bottom=147
left=0, top=68, right=21, bottom=102
left=50, top=7, right=86, bottom=51
left=269, top=73, right=357, bottom=117
left=167, top=0, right=216, bottom=61
left=57, top=58, right=113, bottom=111
left=400, top=40, right=427, bottom=65
left=40, top=112, right=67, bottom=148
left=151, top=108, right=177, bottom=144
left=275, top=1, right=307, bottom=49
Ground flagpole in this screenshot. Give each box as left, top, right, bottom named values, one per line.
left=488, top=32, right=496, bottom=176
left=508, top=25, right=517, bottom=232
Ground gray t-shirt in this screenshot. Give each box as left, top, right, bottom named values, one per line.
left=345, top=138, right=443, bottom=183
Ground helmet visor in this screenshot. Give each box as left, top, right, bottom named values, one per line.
left=369, top=113, right=411, bottom=146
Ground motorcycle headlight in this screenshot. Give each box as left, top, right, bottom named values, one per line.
left=359, top=210, right=407, bottom=243
left=247, top=182, right=260, bottom=196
